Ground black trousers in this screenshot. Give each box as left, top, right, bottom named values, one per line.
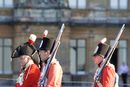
left=121, top=73, right=127, bottom=87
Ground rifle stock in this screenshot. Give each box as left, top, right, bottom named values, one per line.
left=38, top=23, right=65, bottom=87
left=93, top=24, right=125, bottom=87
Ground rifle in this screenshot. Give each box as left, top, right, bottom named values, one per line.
left=93, top=24, right=125, bottom=87
left=38, top=23, right=65, bottom=87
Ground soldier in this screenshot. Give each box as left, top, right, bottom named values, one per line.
left=38, top=37, right=63, bottom=87
left=11, top=34, right=40, bottom=87
left=91, top=42, right=116, bottom=87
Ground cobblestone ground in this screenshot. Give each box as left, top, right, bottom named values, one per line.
left=0, top=85, right=130, bottom=87
left=0, top=81, right=130, bottom=87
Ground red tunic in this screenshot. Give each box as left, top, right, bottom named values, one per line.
left=92, top=63, right=115, bottom=87
left=15, top=64, right=40, bottom=87
left=39, top=61, right=63, bottom=87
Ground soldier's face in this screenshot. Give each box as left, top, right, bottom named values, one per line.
left=39, top=50, right=50, bottom=62
left=19, top=55, right=29, bottom=67
left=93, top=55, right=103, bottom=65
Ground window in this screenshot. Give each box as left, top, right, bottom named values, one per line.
left=69, top=0, right=86, bottom=9
left=0, top=38, right=12, bottom=74
left=110, top=40, right=127, bottom=73
left=0, top=0, right=13, bottom=8
left=70, top=39, right=86, bottom=74
left=110, top=0, right=128, bottom=9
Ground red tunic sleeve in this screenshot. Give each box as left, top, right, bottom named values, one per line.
left=46, top=63, right=63, bottom=87
left=15, top=64, right=40, bottom=87
left=101, top=65, right=115, bottom=87
left=91, top=64, right=115, bottom=87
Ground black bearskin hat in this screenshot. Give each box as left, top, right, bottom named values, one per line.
left=92, top=43, right=109, bottom=57
left=38, top=37, right=55, bottom=53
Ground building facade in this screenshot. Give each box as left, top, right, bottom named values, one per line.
left=0, top=0, right=130, bottom=86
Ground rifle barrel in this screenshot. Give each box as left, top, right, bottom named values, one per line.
left=39, top=23, right=65, bottom=87
left=93, top=24, right=125, bottom=87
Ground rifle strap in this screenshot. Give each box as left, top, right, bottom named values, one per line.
left=97, top=81, right=103, bottom=87
left=94, top=68, right=103, bottom=87
left=95, top=61, right=107, bottom=87
left=97, top=63, right=116, bottom=87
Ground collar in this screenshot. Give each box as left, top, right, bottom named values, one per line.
left=26, top=60, right=34, bottom=67
left=22, top=60, right=34, bottom=70
left=44, top=58, right=49, bottom=64
left=43, top=58, right=58, bottom=65
left=98, top=60, right=104, bottom=67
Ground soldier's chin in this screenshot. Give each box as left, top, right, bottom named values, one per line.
left=20, top=64, right=25, bottom=67
left=95, top=62, right=98, bottom=65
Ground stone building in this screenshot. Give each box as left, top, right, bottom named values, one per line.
left=0, top=0, right=130, bottom=86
